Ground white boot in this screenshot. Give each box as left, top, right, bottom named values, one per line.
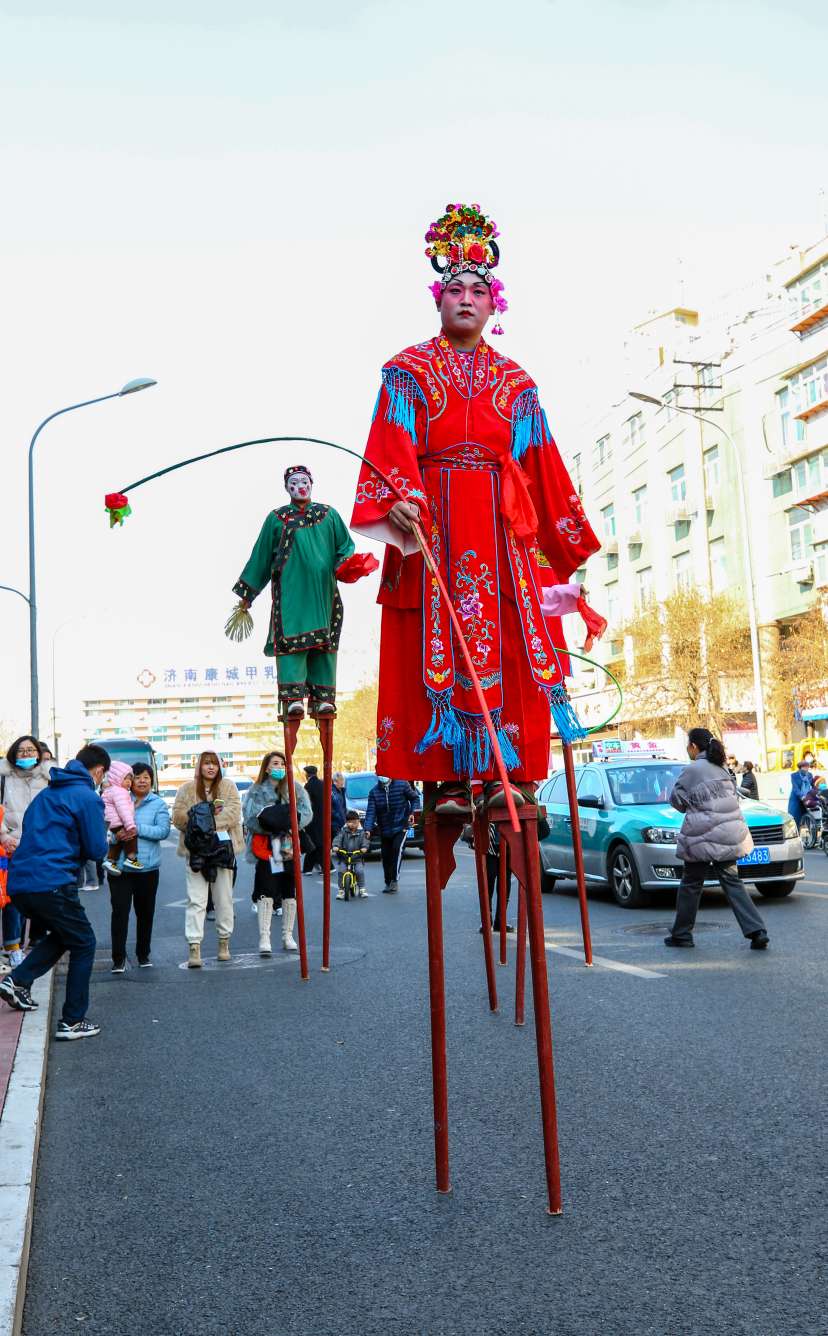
left=282, top=898, right=298, bottom=952
left=257, top=896, right=274, bottom=956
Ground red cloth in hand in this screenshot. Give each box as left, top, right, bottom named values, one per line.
left=576, top=596, right=607, bottom=654
left=336, top=552, right=380, bottom=584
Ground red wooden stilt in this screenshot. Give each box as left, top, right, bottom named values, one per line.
left=318, top=714, right=334, bottom=972
left=423, top=785, right=451, bottom=1193
left=471, top=812, right=498, bottom=1013
left=283, top=716, right=310, bottom=982
left=515, top=881, right=527, bottom=1026
left=561, top=742, right=593, bottom=966
left=500, top=807, right=563, bottom=1214
left=498, top=838, right=508, bottom=966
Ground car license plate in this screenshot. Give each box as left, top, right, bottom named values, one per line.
left=737, top=847, right=770, bottom=866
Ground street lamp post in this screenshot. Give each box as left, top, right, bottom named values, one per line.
left=630, top=391, right=768, bottom=768
left=27, top=377, right=157, bottom=735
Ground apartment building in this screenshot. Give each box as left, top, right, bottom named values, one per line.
left=82, top=661, right=343, bottom=781
left=566, top=233, right=828, bottom=756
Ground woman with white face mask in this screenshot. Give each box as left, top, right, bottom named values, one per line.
left=243, top=751, right=312, bottom=956
left=1, top=736, right=54, bottom=965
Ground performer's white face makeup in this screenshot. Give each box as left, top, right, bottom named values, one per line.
left=439, top=272, right=495, bottom=348
left=286, top=471, right=312, bottom=504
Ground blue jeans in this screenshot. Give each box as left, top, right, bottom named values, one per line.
left=10, top=885, right=97, bottom=1023
left=2, top=901, right=23, bottom=950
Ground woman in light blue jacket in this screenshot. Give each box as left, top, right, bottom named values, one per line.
left=243, top=750, right=312, bottom=956
left=108, top=763, right=171, bottom=971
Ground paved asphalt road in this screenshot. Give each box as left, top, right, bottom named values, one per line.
left=22, top=840, right=828, bottom=1336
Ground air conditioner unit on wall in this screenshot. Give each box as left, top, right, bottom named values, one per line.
left=667, top=503, right=690, bottom=523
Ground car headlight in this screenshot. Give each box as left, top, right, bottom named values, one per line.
left=783, top=816, right=798, bottom=840
left=642, top=826, right=678, bottom=844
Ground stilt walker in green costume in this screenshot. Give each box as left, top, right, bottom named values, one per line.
left=231, top=465, right=377, bottom=720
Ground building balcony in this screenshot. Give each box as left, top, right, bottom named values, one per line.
left=791, top=560, right=815, bottom=585
left=603, top=536, right=619, bottom=554
left=790, top=300, right=828, bottom=336
left=794, top=395, right=828, bottom=423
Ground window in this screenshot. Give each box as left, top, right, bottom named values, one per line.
left=623, top=413, right=645, bottom=451
left=595, top=435, right=612, bottom=467
left=668, top=464, right=686, bottom=503
left=673, top=551, right=691, bottom=590
left=601, top=503, right=616, bottom=538
left=772, top=470, right=793, bottom=498
left=571, top=452, right=582, bottom=491
left=792, top=450, right=828, bottom=497
left=789, top=259, right=828, bottom=324
left=632, top=484, right=647, bottom=527
left=673, top=519, right=691, bottom=541
left=781, top=360, right=828, bottom=435
left=709, top=537, right=727, bottom=593
left=149, top=727, right=168, bottom=743
left=635, top=566, right=654, bottom=607
left=662, top=390, right=676, bottom=423
left=541, top=772, right=569, bottom=806
left=606, top=581, right=620, bottom=626
left=576, top=769, right=604, bottom=806
left=788, top=506, right=814, bottom=564
left=703, top=445, right=720, bottom=493
left=815, top=544, right=828, bottom=587
left=699, top=363, right=719, bottom=389
left=181, top=725, right=201, bottom=741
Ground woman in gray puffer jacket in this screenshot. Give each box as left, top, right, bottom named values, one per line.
left=665, top=727, right=769, bottom=950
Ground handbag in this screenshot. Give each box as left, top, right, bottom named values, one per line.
left=0, top=804, right=9, bottom=910
left=251, top=833, right=272, bottom=861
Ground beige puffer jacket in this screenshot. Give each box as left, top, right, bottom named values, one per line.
left=172, top=776, right=244, bottom=857
left=0, top=758, right=54, bottom=847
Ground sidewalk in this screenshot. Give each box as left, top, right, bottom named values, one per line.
left=0, top=971, right=53, bottom=1336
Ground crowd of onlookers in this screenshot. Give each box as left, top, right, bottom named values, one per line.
left=0, top=735, right=421, bottom=1039
left=2, top=724, right=792, bottom=1037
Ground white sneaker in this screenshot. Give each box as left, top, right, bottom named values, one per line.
left=276, top=906, right=283, bottom=917
left=358, top=889, right=367, bottom=898
left=336, top=889, right=345, bottom=900
left=9, top=948, right=23, bottom=967
left=103, top=859, right=122, bottom=877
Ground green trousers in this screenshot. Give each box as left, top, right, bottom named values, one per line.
left=276, top=650, right=337, bottom=711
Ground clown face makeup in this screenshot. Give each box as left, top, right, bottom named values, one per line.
left=286, top=470, right=313, bottom=504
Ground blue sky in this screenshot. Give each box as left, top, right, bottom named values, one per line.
left=1, top=1, right=826, bottom=746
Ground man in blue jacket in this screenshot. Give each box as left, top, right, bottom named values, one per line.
left=0, top=744, right=110, bottom=1040
left=364, top=776, right=420, bottom=893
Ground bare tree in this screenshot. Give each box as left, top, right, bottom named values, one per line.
left=767, top=604, right=828, bottom=739
left=618, top=587, right=752, bottom=737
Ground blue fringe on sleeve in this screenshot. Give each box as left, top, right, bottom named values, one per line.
left=511, top=387, right=552, bottom=461
left=380, top=366, right=427, bottom=450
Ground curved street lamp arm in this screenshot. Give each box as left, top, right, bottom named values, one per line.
left=0, top=583, right=31, bottom=606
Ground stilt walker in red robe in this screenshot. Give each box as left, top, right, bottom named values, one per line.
left=351, top=203, right=601, bottom=1209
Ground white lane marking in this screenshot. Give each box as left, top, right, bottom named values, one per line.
left=791, top=890, right=828, bottom=899
left=163, top=896, right=246, bottom=908
left=545, top=941, right=667, bottom=979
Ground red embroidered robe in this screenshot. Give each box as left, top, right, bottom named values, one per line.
left=351, top=333, right=600, bottom=783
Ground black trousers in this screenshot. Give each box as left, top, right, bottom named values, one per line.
left=670, top=860, right=767, bottom=942
left=486, top=851, right=513, bottom=927
left=380, top=831, right=405, bottom=886
left=110, top=868, right=160, bottom=964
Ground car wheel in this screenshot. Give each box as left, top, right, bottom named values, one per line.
left=542, top=872, right=556, bottom=894
left=756, top=879, right=797, bottom=898
left=608, top=845, right=648, bottom=908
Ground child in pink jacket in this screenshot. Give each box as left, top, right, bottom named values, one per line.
left=101, top=760, right=142, bottom=875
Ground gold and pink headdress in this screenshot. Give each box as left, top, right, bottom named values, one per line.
left=425, top=202, right=508, bottom=335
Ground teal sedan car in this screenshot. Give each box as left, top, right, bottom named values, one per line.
left=537, top=758, right=804, bottom=908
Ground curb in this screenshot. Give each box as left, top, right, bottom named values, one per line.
left=0, top=970, right=54, bottom=1336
